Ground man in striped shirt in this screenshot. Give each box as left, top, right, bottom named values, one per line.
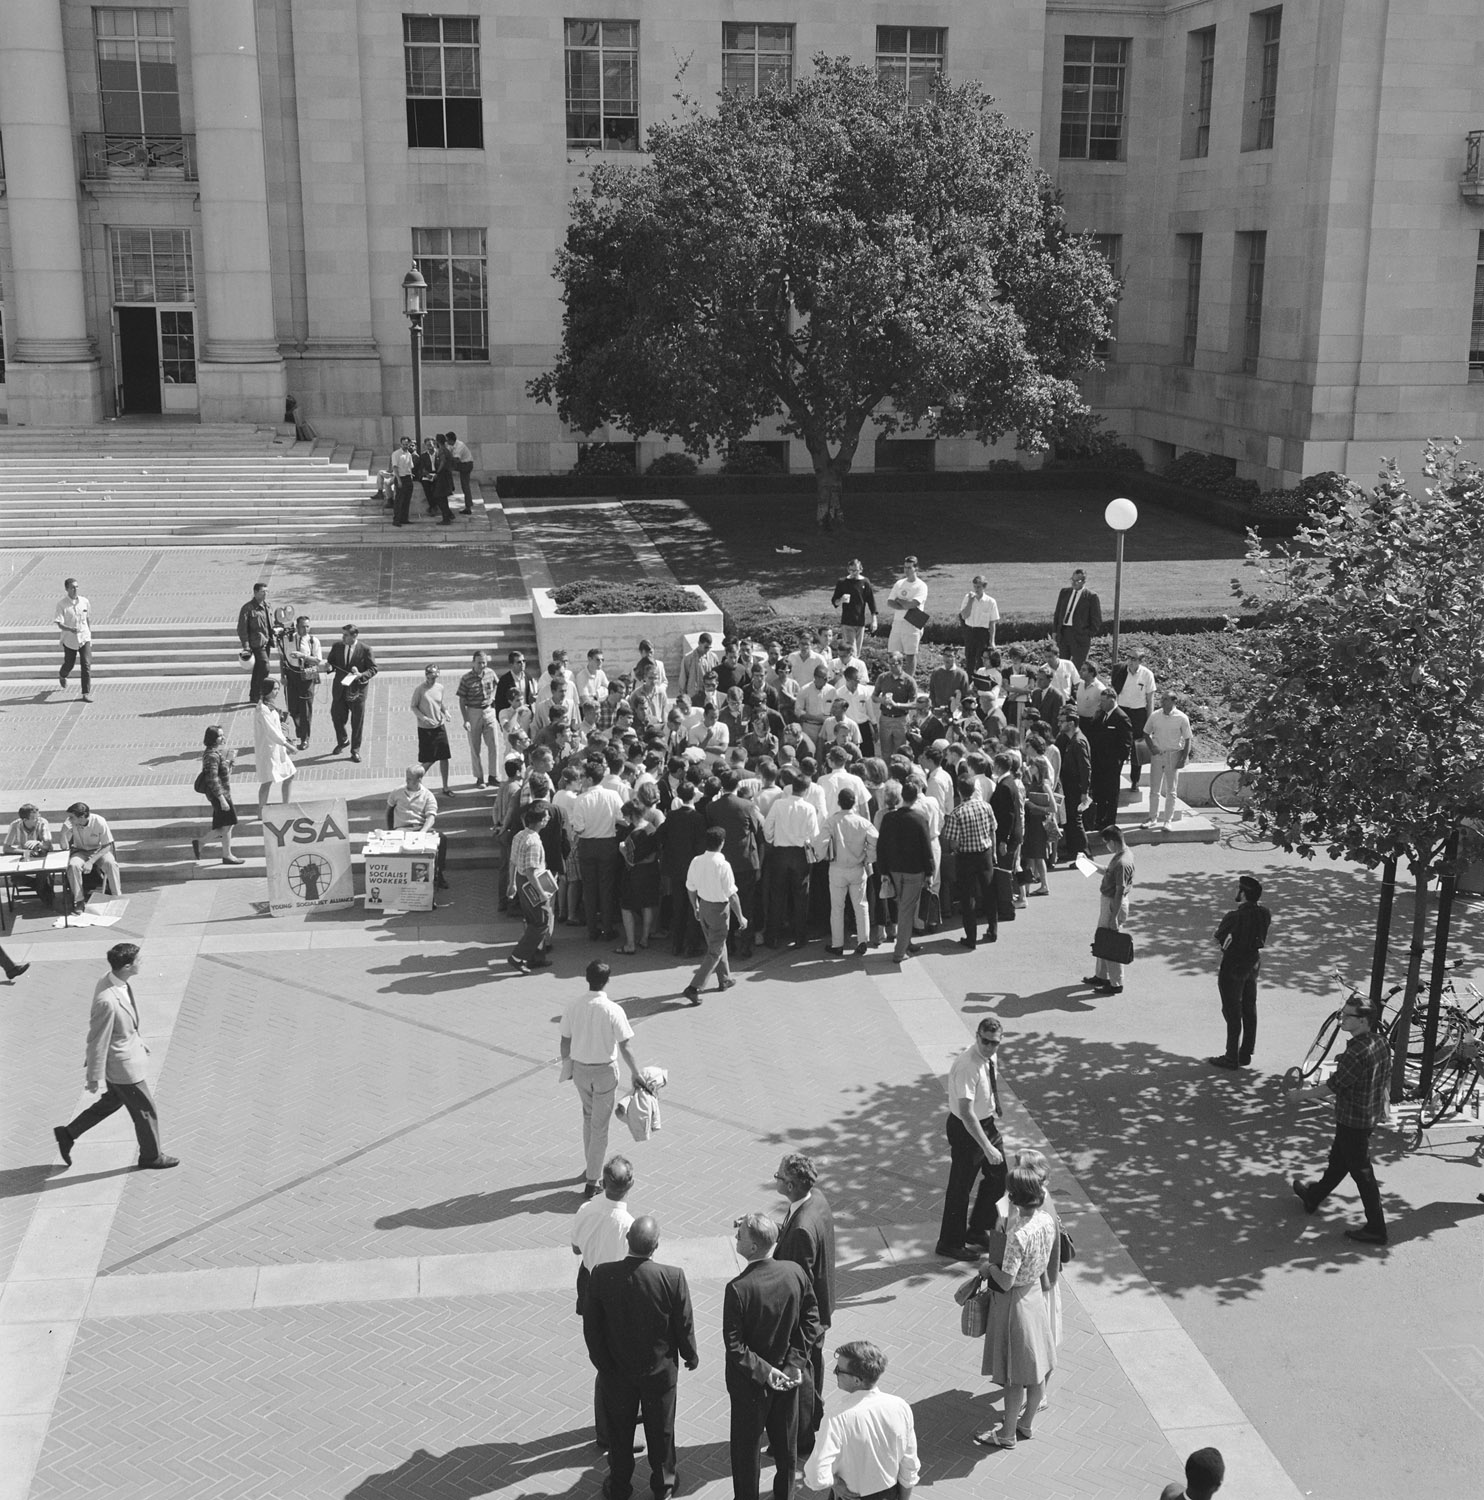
left=457, top=650, right=501, bottom=788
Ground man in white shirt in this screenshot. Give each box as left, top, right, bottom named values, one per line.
left=570, top=766, right=628, bottom=940
left=385, top=763, right=448, bottom=889
left=957, top=575, right=1000, bottom=676
left=817, top=748, right=869, bottom=819
left=821, top=701, right=863, bottom=754
left=571, top=1153, right=639, bottom=1452
left=795, top=665, right=837, bottom=746
left=822, top=788, right=878, bottom=957
left=390, top=436, right=415, bottom=526
left=55, top=577, right=94, bottom=701
left=804, top=1340, right=919, bottom=1500
left=560, top=961, right=651, bottom=1196
left=885, top=557, right=929, bottom=676
left=679, top=633, right=719, bottom=700
left=834, top=666, right=877, bottom=757
left=761, top=775, right=822, bottom=948
left=788, top=633, right=833, bottom=687
left=537, top=650, right=578, bottom=702
left=447, top=429, right=475, bottom=513
left=936, top=1014, right=1007, bottom=1258
left=1115, top=646, right=1157, bottom=791
left=575, top=648, right=609, bottom=709
left=63, top=803, right=121, bottom=911
left=1143, top=689, right=1195, bottom=828
left=684, top=826, right=747, bottom=1004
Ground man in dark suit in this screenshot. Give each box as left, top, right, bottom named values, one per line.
left=1087, top=688, right=1134, bottom=830
left=1026, top=665, right=1066, bottom=732
left=1052, top=568, right=1103, bottom=667
left=724, top=1212, right=822, bottom=1500
left=326, top=624, right=378, bottom=762
left=658, top=782, right=708, bottom=955
left=1056, top=708, right=1093, bottom=858
left=773, top=1154, right=835, bottom=1458
left=495, top=648, right=538, bottom=730
left=584, top=1216, right=699, bottom=1500
left=705, top=768, right=764, bottom=957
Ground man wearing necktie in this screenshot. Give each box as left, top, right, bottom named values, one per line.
left=1052, top=568, right=1103, bottom=667
left=775, top=1154, right=836, bottom=1458
left=935, top=1015, right=1007, bottom=1259
left=53, top=943, right=178, bottom=1170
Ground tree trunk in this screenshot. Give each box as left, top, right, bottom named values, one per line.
left=1368, top=858, right=1398, bottom=1005
left=1389, top=855, right=1432, bottom=1103
left=815, top=466, right=845, bottom=531
left=1419, top=833, right=1460, bottom=1098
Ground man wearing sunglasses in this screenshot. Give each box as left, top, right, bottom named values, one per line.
left=804, top=1341, right=918, bottom=1500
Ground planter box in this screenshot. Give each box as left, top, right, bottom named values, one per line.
left=532, top=584, right=723, bottom=680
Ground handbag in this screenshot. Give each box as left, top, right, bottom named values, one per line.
left=954, top=1273, right=991, bottom=1337
left=193, top=767, right=210, bottom=796
left=1091, top=925, right=1134, bottom=964
left=1058, top=1228, right=1076, bottom=1263
left=993, top=866, right=1017, bottom=922
left=904, top=604, right=929, bottom=630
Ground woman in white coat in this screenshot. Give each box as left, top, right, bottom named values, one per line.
left=253, top=680, right=297, bottom=814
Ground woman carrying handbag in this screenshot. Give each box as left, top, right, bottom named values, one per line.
left=193, top=726, right=244, bottom=865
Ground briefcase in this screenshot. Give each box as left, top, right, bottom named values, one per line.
left=1091, top=926, right=1134, bottom=965
left=993, top=866, right=1017, bottom=922
left=903, top=605, right=929, bottom=630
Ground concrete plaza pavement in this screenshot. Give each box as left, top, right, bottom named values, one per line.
left=2, top=833, right=1481, bottom=1500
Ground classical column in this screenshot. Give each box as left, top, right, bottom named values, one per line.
left=188, top=0, right=287, bottom=422
left=0, top=0, right=105, bottom=424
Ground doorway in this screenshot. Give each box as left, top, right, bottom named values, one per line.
left=116, top=305, right=161, bottom=414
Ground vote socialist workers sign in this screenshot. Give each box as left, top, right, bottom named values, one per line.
left=261, top=800, right=355, bottom=914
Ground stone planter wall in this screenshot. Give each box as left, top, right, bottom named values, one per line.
left=532, top=585, right=724, bottom=679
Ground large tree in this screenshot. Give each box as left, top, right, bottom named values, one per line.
left=528, top=56, right=1117, bottom=527
left=1230, top=441, right=1484, bottom=1079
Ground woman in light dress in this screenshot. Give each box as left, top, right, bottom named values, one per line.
left=253, top=680, right=297, bottom=815
left=973, top=1165, right=1058, bottom=1449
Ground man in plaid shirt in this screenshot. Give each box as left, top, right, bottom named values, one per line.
left=942, top=776, right=997, bottom=950
left=1288, top=997, right=1392, bottom=1245
left=508, top=804, right=554, bottom=970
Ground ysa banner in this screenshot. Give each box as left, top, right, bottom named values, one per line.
left=262, top=800, right=354, bottom=915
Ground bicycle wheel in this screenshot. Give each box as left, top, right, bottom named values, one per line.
left=1208, top=769, right=1246, bottom=815
left=1419, top=1065, right=1469, bottom=1129
left=1299, top=1011, right=1343, bottom=1081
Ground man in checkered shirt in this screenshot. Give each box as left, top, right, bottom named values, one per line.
left=942, top=776, right=998, bottom=950
left=1288, top=997, right=1392, bottom=1245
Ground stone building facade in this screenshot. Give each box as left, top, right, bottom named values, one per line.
left=0, top=0, right=1479, bottom=487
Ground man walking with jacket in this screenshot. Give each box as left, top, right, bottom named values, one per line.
left=54, top=943, right=178, bottom=1170
left=236, top=581, right=275, bottom=704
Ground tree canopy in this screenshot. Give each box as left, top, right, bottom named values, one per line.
left=1231, top=440, right=1484, bottom=869
left=528, top=56, right=1119, bottom=525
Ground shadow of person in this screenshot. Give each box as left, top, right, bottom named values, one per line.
left=347, top=1427, right=596, bottom=1500
left=907, top=1388, right=995, bottom=1484
left=984, top=986, right=1101, bottom=1017
left=1366, top=1195, right=1484, bottom=1249
left=0, top=1163, right=65, bottom=1200
left=375, top=1176, right=581, bottom=1231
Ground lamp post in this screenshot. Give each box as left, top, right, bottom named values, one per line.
left=1104, top=496, right=1138, bottom=662
left=402, top=264, right=428, bottom=450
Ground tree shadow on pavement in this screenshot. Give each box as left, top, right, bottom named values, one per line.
left=1131, top=861, right=1484, bottom=997
left=374, top=1176, right=581, bottom=1231
left=1010, top=1028, right=1468, bottom=1301
left=347, top=1433, right=731, bottom=1500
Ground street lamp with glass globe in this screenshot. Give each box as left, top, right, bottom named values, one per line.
left=402, top=265, right=428, bottom=450
left=1104, top=496, right=1138, bottom=661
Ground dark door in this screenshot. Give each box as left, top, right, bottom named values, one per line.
left=117, top=307, right=161, bottom=414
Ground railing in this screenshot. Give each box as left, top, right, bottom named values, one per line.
left=80, top=132, right=197, bottom=182
left=1463, top=131, right=1484, bottom=205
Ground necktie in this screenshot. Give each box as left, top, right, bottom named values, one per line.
left=1066, top=588, right=1081, bottom=624
left=989, top=1057, right=1002, bottom=1118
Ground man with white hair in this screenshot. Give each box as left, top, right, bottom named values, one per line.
left=385, top=763, right=448, bottom=889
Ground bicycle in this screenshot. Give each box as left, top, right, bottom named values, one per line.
left=1415, top=975, right=1484, bottom=1130
left=1208, top=764, right=1256, bottom=816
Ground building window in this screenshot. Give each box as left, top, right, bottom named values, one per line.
left=1091, top=233, right=1122, bottom=356
left=565, top=20, right=639, bottom=151
left=403, top=16, right=483, bottom=149
left=876, top=27, right=945, bottom=105
left=1244, top=9, right=1281, bottom=152
left=1470, top=233, right=1484, bottom=379
left=1183, top=27, right=1215, bottom=159
left=722, top=24, right=794, bottom=96
left=94, top=8, right=181, bottom=139
left=1180, top=234, right=1203, bottom=366
left=412, top=228, right=489, bottom=362
left=1060, top=37, right=1129, bottom=160
left=1239, top=231, right=1266, bottom=374
left=110, top=228, right=194, bottom=303
left=159, top=309, right=196, bottom=384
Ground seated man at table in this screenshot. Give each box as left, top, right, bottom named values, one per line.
left=4, top=803, right=58, bottom=907
left=63, top=802, right=121, bottom=911
left=385, top=764, right=449, bottom=889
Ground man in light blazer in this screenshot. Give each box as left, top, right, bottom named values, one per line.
left=774, top=1154, right=836, bottom=1457
left=326, top=623, right=379, bottom=762
left=54, top=942, right=177, bottom=1169
left=1052, top=568, right=1103, bottom=667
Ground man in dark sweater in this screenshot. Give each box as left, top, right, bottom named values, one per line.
left=1207, top=876, right=1273, bottom=1069
left=1086, top=688, right=1133, bottom=830
left=1055, top=709, right=1092, bottom=858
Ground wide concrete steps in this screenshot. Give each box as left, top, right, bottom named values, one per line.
left=12, top=794, right=502, bottom=888
left=0, top=421, right=291, bottom=451
left=0, top=615, right=538, bottom=683
left=1114, top=785, right=1217, bottom=844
